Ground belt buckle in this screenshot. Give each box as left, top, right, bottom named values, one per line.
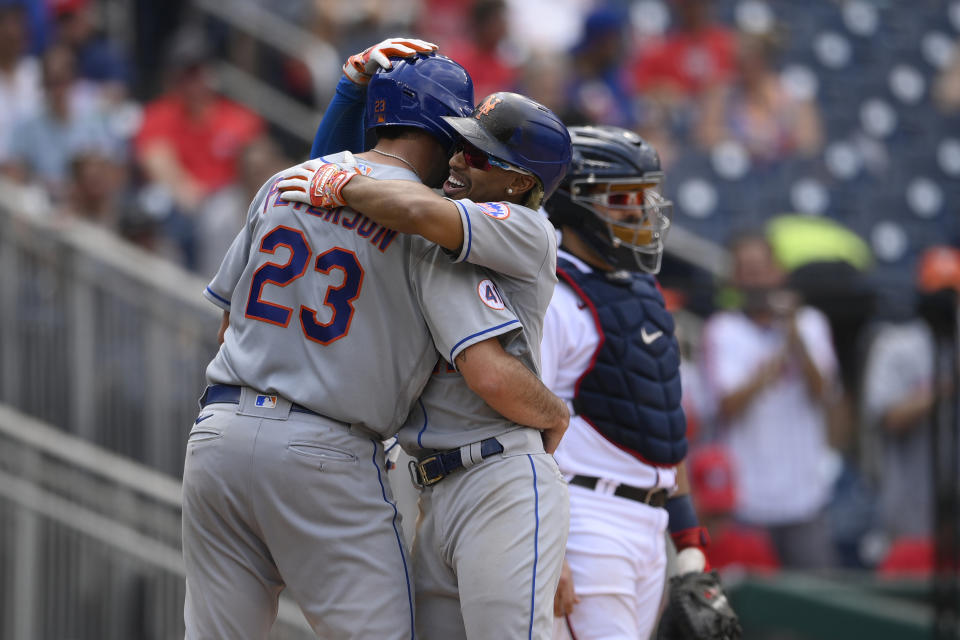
left=408, top=455, right=444, bottom=488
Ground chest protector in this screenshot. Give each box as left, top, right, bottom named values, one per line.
left=557, top=258, right=687, bottom=466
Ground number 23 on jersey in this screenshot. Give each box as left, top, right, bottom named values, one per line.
left=245, top=225, right=364, bottom=345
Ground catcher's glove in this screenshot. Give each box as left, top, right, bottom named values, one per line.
left=656, top=570, right=742, bottom=640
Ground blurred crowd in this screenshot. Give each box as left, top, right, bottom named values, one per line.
left=1, top=0, right=957, bottom=577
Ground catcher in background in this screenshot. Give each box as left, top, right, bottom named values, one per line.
left=542, top=126, right=740, bottom=639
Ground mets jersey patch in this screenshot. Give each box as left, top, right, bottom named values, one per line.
left=477, top=202, right=511, bottom=220
left=255, top=394, right=278, bottom=409
left=477, top=279, right=505, bottom=310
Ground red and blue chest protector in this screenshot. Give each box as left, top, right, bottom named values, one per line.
left=557, top=257, right=687, bottom=466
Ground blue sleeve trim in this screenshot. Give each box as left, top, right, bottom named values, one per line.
left=310, top=76, right=368, bottom=159
left=449, top=319, right=520, bottom=363
left=526, top=454, right=541, bottom=640
left=456, top=200, right=473, bottom=263
left=205, top=286, right=230, bottom=306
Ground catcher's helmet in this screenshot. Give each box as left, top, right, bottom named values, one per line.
left=546, top=125, right=673, bottom=274
left=441, top=92, right=572, bottom=200
left=366, top=54, right=474, bottom=156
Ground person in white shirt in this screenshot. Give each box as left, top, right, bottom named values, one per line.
left=700, top=232, right=839, bottom=569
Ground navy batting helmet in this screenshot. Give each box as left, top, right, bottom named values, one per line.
left=441, top=92, right=572, bottom=201
left=545, top=125, right=673, bottom=274
left=366, top=54, right=474, bottom=155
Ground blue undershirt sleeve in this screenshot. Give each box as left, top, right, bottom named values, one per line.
left=309, top=76, right=369, bottom=159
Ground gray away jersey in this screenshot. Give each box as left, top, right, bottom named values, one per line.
left=203, top=154, right=522, bottom=440
left=397, top=198, right=558, bottom=452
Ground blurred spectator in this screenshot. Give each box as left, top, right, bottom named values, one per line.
left=515, top=51, right=579, bottom=120
left=445, top=0, right=517, bottom=100
left=50, top=0, right=130, bottom=100
left=689, top=444, right=780, bottom=572
left=632, top=0, right=735, bottom=102
left=4, top=44, right=119, bottom=200
left=503, top=0, right=590, bottom=59
left=862, top=248, right=960, bottom=544
left=63, top=150, right=128, bottom=228
left=197, top=138, right=288, bottom=278
left=0, top=2, right=41, bottom=159
left=934, top=39, right=960, bottom=115
left=768, top=214, right=875, bottom=453
left=134, top=26, right=264, bottom=268
left=563, top=6, right=637, bottom=128
left=696, top=31, right=823, bottom=163
left=418, top=0, right=469, bottom=47
left=700, top=232, right=839, bottom=569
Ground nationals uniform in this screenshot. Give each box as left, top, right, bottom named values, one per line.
left=183, top=154, right=524, bottom=640
left=546, top=251, right=679, bottom=640
left=400, top=197, right=569, bottom=640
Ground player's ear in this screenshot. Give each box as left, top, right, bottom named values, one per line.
left=508, top=173, right=537, bottom=196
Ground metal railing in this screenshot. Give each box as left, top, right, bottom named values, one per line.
left=0, top=403, right=314, bottom=639
left=0, top=200, right=222, bottom=477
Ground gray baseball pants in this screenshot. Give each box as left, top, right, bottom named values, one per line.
left=412, top=429, right=570, bottom=640
left=181, top=392, right=414, bottom=639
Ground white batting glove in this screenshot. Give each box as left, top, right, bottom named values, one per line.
left=342, top=37, right=439, bottom=85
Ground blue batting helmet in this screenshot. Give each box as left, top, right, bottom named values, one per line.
left=441, top=92, right=572, bottom=199
left=365, top=54, right=474, bottom=156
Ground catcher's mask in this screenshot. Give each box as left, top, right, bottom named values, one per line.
left=547, top=125, right=673, bottom=274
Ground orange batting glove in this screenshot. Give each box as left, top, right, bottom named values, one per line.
left=278, top=157, right=356, bottom=209
left=343, top=37, right=439, bottom=85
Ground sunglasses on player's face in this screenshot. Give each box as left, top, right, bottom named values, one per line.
left=456, top=140, right=530, bottom=175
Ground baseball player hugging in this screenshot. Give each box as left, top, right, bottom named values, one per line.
left=183, top=46, right=575, bottom=640
left=279, top=39, right=579, bottom=640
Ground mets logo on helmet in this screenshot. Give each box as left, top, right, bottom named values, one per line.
left=476, top=95, right=502, bottom=118
left=477, top=202, right=510, bottom=220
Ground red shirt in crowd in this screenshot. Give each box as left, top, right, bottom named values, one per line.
left=707, top=524, right=781, bottom=573
left=633, top=27, right=735, bottom=97
left=135, top=95, right=264, bottom=194
left=445, top=43, right=517, bottom=102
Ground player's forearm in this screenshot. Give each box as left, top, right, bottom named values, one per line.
left=457, top=340, right=569, bottom=433
left=792, top=338, right=827, bottom=401
left=309, top=76, right=367, bottom=158
left=341, top=177, right=464, bottom=250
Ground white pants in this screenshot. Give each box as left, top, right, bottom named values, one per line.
left=553, top=484, right=669, bottom=640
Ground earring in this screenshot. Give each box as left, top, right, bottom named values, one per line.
left=507, top=188, right=514, bottom=194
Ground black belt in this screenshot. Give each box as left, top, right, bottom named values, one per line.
left=409, top=438, right=504, bottom=487
left=569, top=475, right=668, bottom=507
left=199, top=384, right=321, bottom=417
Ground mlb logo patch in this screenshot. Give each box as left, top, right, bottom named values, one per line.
left=477, top=279, right=506, bottom=310
left=477, top=202, right=510, bottom=220
left=255, top=394, right=278, bottom=409
left=355, top=163, right=373, bottom=176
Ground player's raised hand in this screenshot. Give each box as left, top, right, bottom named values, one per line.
left=343, top=37, right=439, bottom=85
